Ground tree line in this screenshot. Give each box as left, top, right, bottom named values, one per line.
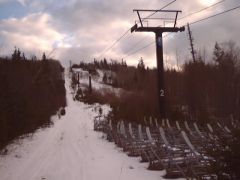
left=0, top=49, right=66, bottom=150
left=72, top=41, right=240, bottom=124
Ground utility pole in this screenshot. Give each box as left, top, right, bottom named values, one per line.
left=89, top=75, right=92, bottom=94
left=77, top=73, right=80, bottom=89
left=131, top=9, right=185, bottom=119
left=187, top=23, right=196, bottom=62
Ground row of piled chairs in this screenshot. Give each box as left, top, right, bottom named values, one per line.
left=94, top=116, right=238, bottom=179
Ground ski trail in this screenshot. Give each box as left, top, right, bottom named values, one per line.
left=0, top=76, right=168, bottom=180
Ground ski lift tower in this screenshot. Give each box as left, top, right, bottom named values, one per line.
left=131, top=9, right=185, bottom=119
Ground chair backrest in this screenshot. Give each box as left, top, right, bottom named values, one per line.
left=120, top=121, right=123, bottom=134
left=217, top=122, right=222, bottom=129
left=166, top=119, right=171, bottom=129
left=208, top=133, right=214, bottom=140
left=193, top=122, right=204, bottom=138
left=224, top=126, right=231, bottom=133
left=138, top=124, right=144, bottom=141
left=155, top=118, right=159, bottom=127
left=181, top=131, right=199, bottom=156
left=144, top=117, right=147, bottom=125
left=159, top=127, right=170, bottom=147
left=128, top=123, right=135, bottom=138
left=184, top=121, right=192, bottom=133
left=149, top=116, right=152, bottom=126
left=176, top=121, right=181, bottom=131
left=230, top=114, right=236, bottom=128
left=117, top=122, right=121, bottom=134
left=207, top=123, right=213, bottom=133
left=146, top=127, right=153, bottom=142
left=162, top=119, right=165, bottom=127
left=120, top=121, right=126, bottom=137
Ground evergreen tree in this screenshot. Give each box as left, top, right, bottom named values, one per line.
left=12, top=47, right=17, bottom=60
left=103, top=58, right=108, bottom=69
left=42, top=52, right=47, bottom=61
left=137, top=57, right=145, bottom=70
left=22, top=53, right=26, bottom=61
left=213, top=42, right=224, bottom=64
left=31, top=55, right=37, bottom=61
left=17, top=49, right=21, bottom=60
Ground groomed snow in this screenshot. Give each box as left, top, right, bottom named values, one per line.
left=72, top=68, right=125, bottom=96
left=0, top=72, right=178, bottom=180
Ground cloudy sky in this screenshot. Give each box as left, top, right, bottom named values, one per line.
left=0, top=0, right=239, bottom=67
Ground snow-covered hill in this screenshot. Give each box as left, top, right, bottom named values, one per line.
left=72, top=68, right=125, bottom=97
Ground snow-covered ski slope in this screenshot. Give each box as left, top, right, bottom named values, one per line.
left=0, top=72, right=172, bottom=180
left=72, top=68, right=124, bottom=95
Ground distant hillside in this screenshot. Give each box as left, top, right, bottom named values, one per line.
left=0, top=58, right=66, bottom=150
left=71, top=41, right=240, bottom=123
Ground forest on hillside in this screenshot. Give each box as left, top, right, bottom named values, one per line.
left=0, top=49, right=66, bottom=150
left=72, top=41, right=240, bottom=125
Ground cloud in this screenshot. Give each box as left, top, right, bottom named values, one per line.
left=117, top=0, right=240, bottom=67
left=0, top=0, right=239, bottom=68
left=17, top=0, right=26, bottom=6
left=162, top=0, right=240, bottom=66
left=0, top=13, right=64, bottom=57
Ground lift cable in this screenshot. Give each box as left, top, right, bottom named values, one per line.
left=97, top=0, right=177, bottom=59
left=122, top=3, right=240, bottom=59
left=122, top=0, right=226, bottom=59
